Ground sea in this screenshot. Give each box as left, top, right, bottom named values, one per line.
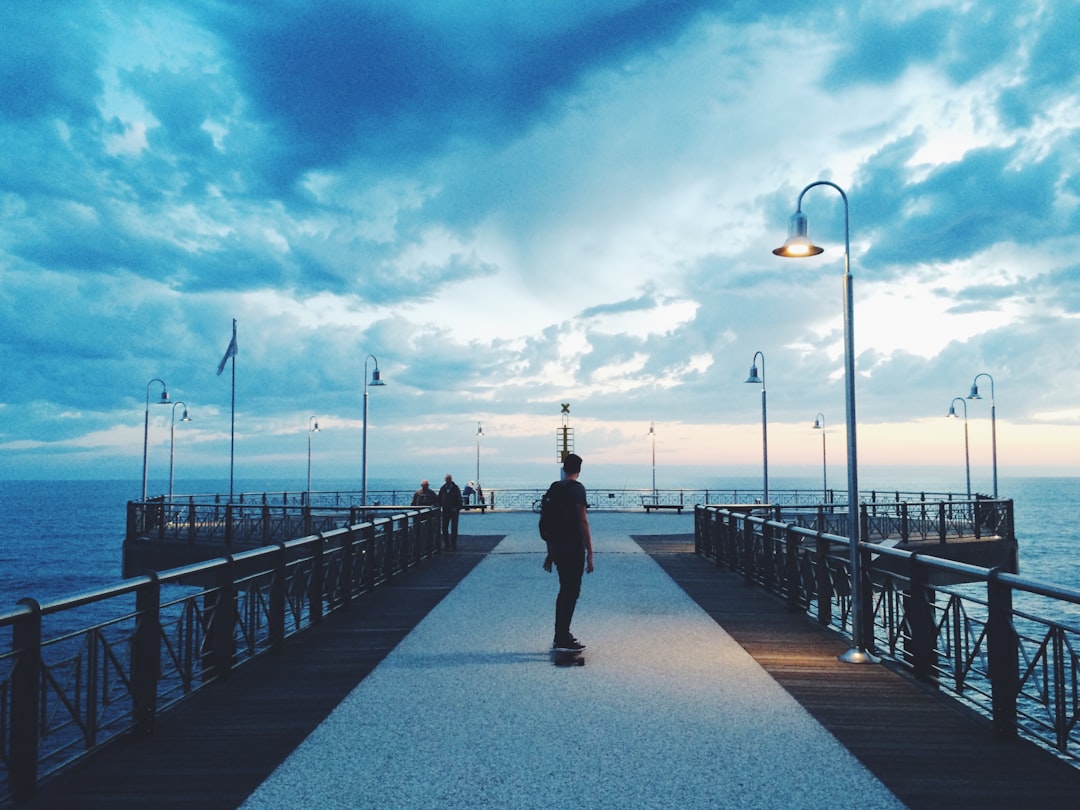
left=2, top=474, right=1079, bottom=611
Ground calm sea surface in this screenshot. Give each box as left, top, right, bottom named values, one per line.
left=1, top=475, right=1078, bottom=608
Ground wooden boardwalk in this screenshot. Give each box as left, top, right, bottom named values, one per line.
left=24, top=537, right=504, bottom=810
left=636, top=535, right=1080, bottom=810
left=22, top=534, right=1080, bottom=809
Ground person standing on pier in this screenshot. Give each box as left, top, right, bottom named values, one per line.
left=438, top=473, right=463, bottom=550
left=542, top=453, right=594, bottom=651
left=411, top=480, right=437, bottom=507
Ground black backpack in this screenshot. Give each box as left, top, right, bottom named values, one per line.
left=538, top=480, right=574, bottom=543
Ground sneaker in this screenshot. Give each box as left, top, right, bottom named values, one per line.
left=553, top=636, right=585, bottom=652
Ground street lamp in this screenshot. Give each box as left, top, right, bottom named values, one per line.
left=307, top=416, right=320, bottom=500
left=967, top=373, right=998, bottom=498
left=947, top=398, right=972, bottom=501
left=168, top=401, right=190, bottom=500
left=648, top=422, right=657, bottom=498
left=361, top=355, right=386, bottom=506
left=745, top=352, right=768, bottom=504
left=813, top=413, right=827, bottom=501
left=142, top=378, right=170, bottom=501
left=774, top=180, right=875, bottom=664
left=477, top=421, right=485, bottom=484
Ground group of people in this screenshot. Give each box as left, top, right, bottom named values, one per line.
left=410, top=454, right=595, bottom=654
left=411, top=474, right=479, bottom=551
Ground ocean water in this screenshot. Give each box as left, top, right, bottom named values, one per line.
left=1, top=475, right=1078, bottom=608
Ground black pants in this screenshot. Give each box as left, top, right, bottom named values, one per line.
left=552, top=549, right=585, bottom=641
left=440, top=509, right=459, bottom=549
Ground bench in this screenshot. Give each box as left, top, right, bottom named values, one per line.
left=640, top=496, right=684, bottom=514
left=643, top=503, right=684, bottom=513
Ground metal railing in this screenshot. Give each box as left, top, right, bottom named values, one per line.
left=0, top=507, right=440, bottom=804
left=694, top=501, right=1080, bottom=765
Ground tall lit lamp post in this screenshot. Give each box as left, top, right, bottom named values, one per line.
left=142, top=378, right=170, bottom=501
left=168, top=401, right=190, bottom=500
left=745, top=352, right=769, bottom=504
left=773, top=180, right=875, bottom=664
left=813, top=412, right=827, bottom=500
left=475, top=421, right=483, bottom=489
left=967, top=373, right=998, bottom=498
left=947, top=398, right=972, bottom=501
left=648, top=422, right=657, bottom=498
left=361, top=355, right=386, bottom=506
left=307, top=416, right=320, bottom=500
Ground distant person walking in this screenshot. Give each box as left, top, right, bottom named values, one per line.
left=438, top=474, right=463, bottom=550
left=411, top=479, right=437, bottom=507
left=542, top=453, right=594, bottom=651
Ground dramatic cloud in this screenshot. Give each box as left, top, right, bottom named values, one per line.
left=2, top=0, right=1079, bottom=486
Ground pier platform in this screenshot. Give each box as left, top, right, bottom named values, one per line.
left=27, top=513, right=1080, bottom=809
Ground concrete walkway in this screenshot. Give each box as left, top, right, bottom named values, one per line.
left=241, top=512, right=904, bottom=809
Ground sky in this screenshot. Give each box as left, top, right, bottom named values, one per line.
left=2, top=0, right=1079, bottom=493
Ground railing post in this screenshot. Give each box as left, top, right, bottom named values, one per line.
left=815, top=533, right=831, bottom=626
left=743, top=519, right=755, bottom=585
left=224, top=503, right=234, bottom=549
left=270, top=543, right=286, bottom=652
left=900, top=502, right=909, bottom=544
left=785, top=525, right=800, bottom=612
left=987, top=568, right=1019, bottom=740
left=762, top=521, right=775, bottom=593
left=309, top=534, right=325, bottom=626
left=206, top=557, right=236, bottom=681
left=340, top=526, right=355, bottom=608
left=907, top=557, right=935, bottom=684
left=857, top=542, right=877, bottom=655
left=132, top=574, right=162, bottom=735
left=11, top=598, right=42, bottom=802
left=187, top=499, right=197, bottom=543
left=938, top=502, right=947, bottom=544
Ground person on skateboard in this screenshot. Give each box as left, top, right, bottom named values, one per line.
left=542, top=453, right=594, bottom=651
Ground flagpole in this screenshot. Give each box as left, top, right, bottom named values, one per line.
left=217, top=318, right=239, bottom=501
left=229, top=336, right=236, bottom=500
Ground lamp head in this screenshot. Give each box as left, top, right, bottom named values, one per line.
left=158, top=390, right=170, bottom=403
left=181, top=408, right=191, bottom=422
left=772, top=211, right=824, bottom=257
left=967, top=383, right=981, bottom=400
left=313, top=421, right=319, bottom=432
left=745, top=365, right=762, bottom=385
left=813, top=417, right=823, bottom=430
left=947, top=404, right=957, bottom=418
left=369, top=368, right=386, bottom=387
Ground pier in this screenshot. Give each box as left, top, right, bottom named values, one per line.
left=5, top=498, right=1079, bottom=807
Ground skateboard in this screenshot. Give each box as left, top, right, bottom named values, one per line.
left=551, top=647, right=586, bottom=667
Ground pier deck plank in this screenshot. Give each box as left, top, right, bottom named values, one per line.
left=636, top=535, right=1080, bottom=810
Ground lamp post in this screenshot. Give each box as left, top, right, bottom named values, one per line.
left=967, top=373, right=998, bottom=498
left=813, top=413, right=827, bottom=501
left=773, top=180, right=875, bottom=664
left=648, top=422, right=657, bottom=498
left=361, top=355, right=386, bottom=506
left=745, top=352, right=768, bottom=504
left=947, top=398, right=972, bottom=501
left=307, top=416, right=320, bottom=500
left=475, top=421, right=483, bottom=489
left=168, top=401, right=190, bottom=500
left=142, top=378, right=170, bottom=501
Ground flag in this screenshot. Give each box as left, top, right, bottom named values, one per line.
left=217, top=319, right=238, bottom=375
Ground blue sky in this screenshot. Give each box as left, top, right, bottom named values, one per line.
left=2, top=1, right=1079, bottom=490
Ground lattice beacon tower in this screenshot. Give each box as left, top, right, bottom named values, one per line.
left=557, top=402, right=574, bottom=464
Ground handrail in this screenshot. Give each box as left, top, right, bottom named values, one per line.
left=694, top=502, right=1080, bottom=766
left=0, top=507, right=441, bottom=804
